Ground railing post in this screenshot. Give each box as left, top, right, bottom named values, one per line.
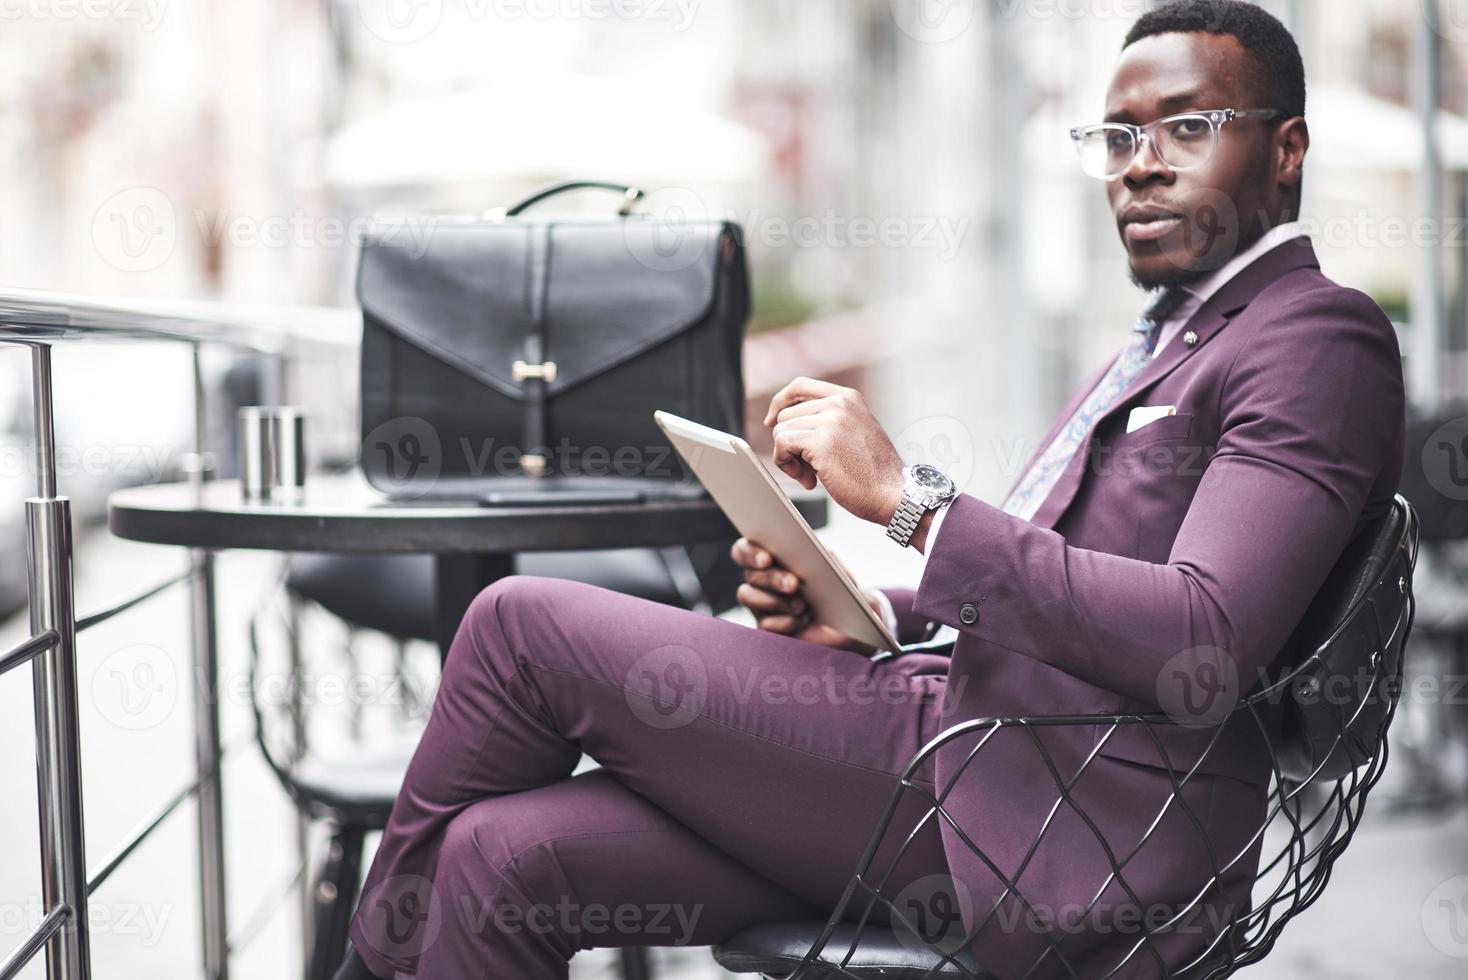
left=189, top=343, right=230, bottom=980
left=25, top=343, right=91, bottom=980
left=287, top=588, right=314, bottom=967
left=1411, top=0, right=1445, bottom=407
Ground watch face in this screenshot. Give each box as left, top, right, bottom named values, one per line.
left=908, top=463, right=954, bottom=496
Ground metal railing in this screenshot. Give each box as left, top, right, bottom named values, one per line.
left=0, top=288, right=357, bottom=980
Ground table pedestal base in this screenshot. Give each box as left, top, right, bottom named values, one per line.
left=433, top=553, right=516, bottom=660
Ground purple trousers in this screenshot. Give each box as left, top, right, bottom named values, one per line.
left=347, top=575, right=955, bottom=979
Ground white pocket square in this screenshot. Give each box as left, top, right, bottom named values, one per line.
left=1126, top=405, right=1177, bottom=434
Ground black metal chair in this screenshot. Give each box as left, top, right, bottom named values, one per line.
left=714, top=494, right=1419, bottom=980
left=284, top=547, right=733, bottom=646
left=248, top=569, right=407, bottom=980
left=253, top=544, right=737, bottom=980
left=284, top=549, right=726, bottom=733
left=1384, top=408, right=1468, bottom=812
left=1400, top=407, right=1468, bottom=543
left=281, top=544, right=735, bottom=760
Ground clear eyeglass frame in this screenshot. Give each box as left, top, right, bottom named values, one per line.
left=1069, top=107, right=1285, bottom=181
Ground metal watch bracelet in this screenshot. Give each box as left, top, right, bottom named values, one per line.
left=886, top=493, right=929, bottom=546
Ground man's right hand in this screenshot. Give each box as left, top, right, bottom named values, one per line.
left=730, top=537, right=883, bottom=654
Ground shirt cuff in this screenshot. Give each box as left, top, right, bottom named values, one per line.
left=925, top=499, right=953, bottom=554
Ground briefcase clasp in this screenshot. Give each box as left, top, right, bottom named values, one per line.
left=512, top=359, right=558, bottom=383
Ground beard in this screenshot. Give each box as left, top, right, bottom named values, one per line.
left=1128, top=262, right=1211, bottom=292
left=1125, top=211, right=1274, bottom=290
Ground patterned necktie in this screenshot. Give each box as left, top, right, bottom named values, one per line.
left=1001, top=288, right=1187, bottom=522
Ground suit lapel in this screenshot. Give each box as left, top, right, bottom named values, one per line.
left=1028, top=238, right=1320, bottom=531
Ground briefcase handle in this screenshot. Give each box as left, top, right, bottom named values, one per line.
left=501, top=180, right=646, bottom=218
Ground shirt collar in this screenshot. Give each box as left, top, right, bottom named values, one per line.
left=1146, top=221, right=1306, bottom=359
left=1179, top=220, right=1306, bottom=307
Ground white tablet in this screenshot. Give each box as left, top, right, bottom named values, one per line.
left=654, top=410, right=900, bottom=653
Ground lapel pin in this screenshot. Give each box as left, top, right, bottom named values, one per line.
left=1183, top=330, right=1199, bottom=347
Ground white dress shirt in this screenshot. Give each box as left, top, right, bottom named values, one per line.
left=871, top=222, right=1307, bottom=646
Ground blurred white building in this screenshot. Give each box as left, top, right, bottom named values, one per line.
left=0, top=0, right=1461, bottom=491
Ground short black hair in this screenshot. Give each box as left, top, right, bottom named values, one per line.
left=1124, top=0, right=1306, bottom=119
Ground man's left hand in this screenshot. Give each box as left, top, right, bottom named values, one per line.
left=764, top=376, right=905, bottom=526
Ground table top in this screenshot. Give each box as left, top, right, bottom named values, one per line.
left=107, top=470, right=829, bottom=554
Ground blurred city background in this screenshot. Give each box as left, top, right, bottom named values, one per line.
left=0, top=0, right=1466, bottom=977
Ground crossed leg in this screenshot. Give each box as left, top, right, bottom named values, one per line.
left=414, top=769, right=820, bottom=976
left=348, top=574, right=955, bottom=978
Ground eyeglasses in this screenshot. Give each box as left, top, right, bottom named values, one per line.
left=1069, top=108, right=1284, bottom=181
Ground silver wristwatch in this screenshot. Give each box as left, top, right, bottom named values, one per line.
left=886, top=463, right=957, bottom=547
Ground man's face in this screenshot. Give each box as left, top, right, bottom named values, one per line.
left=1102, top=31, right=1286, bottom=289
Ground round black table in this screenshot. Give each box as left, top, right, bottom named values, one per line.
left=108, top=469, right=828, bottom=653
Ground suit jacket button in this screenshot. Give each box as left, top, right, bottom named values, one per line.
left=959, top=603, right=979, bottom=625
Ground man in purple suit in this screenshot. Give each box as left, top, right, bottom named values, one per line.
left=338, top=2, right=1404, bottom=978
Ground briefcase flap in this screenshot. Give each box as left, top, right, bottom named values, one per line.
left=357, top=219, right=733, bottom=399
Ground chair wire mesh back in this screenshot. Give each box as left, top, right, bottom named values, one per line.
left=788, top=496, right=1419, bottom=980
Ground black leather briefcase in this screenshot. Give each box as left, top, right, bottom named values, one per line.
left=356, top=180, right=748, bottom=501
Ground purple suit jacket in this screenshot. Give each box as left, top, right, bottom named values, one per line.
left=883, top=239, right=1405, bottom=979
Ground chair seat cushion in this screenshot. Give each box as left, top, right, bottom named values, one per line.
left=713, top=921, right=989, bottom=979
left=286, top=549, right=688, bottom=642
left=288, top=553, right=438, bottom=641
left=287, top=737, right=419, bottom=826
